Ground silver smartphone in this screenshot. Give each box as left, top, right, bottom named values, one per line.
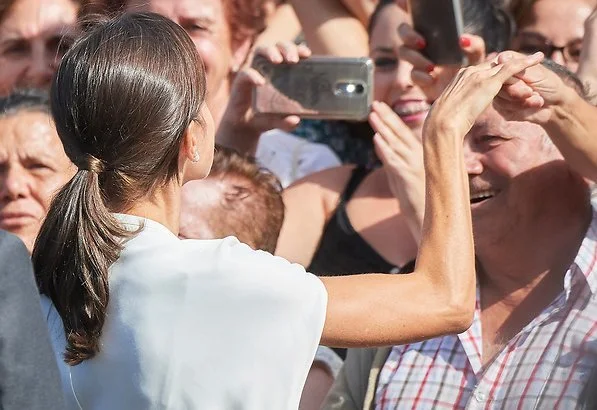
left=252, top=55, right=374, bottom=121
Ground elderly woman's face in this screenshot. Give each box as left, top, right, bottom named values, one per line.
left=0, top=0, right=80, bottom=96
left=127, top=0, right=243, bottom=125
left=0, top=111, right=74, bottom=251
left=513, top=0, right=593, bottom=72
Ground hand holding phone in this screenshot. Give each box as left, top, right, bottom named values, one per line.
left=407, top=0, right=467, bottom=65
left=251, top=55, right=373, bottom=121
left=398, top=20, right=486, bottom=101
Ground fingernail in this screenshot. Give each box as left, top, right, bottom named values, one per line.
left=426, top=64, right=435, bottom=73
left=459, top=36, right=471, bottom=48
left=416, top=38, right=426, bottom=49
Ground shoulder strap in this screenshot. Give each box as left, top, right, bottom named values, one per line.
left=340, top=166, right=369, bottom=204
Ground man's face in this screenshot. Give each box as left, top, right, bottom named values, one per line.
left=126, top=0, right=239, bottom=121
left=463, top=107, right=566, bottom=244
left=0, top=111, right=75, bottom=251
left=0, top=0, right=80, bottom=95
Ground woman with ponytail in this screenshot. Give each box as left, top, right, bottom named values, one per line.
left=34, top=9, right=544, bottom=410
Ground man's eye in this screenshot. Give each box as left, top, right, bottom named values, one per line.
left=27, top=162, right=51, bottom=171
left=2, top=41, right=29, bottom=57
left=185, top=24, right=209, bottom=34
left=480, top=135, right=503, bottom=145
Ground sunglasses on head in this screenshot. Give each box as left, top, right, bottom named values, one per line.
left=513, top=32, right=583, bottom=62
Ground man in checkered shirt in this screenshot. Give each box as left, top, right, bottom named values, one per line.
left=323, top=60, right=597, bottom=409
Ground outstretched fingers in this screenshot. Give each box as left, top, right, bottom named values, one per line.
left=494, top=52, right=544, bottom=83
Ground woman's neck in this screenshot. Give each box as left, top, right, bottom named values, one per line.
left=120, top=182, right=182, bottom=235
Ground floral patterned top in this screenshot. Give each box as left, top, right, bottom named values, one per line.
left=291, top=119, right=379, bottom=168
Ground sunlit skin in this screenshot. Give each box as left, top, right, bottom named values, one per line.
left=0, top=111, right=75, bottom=251
left=179, top=178, right=222, bottom=240
left=0, top=0, right=80, bottom=95
left=514, top=0, right=594, bottom=72
left=463, top=107, right=570, bottom=248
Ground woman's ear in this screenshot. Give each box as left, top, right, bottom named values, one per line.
left=180, top=121, right=207, bottom=184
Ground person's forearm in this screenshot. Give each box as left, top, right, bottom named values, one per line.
left=289, top=0, right=369, bottom=57
left=391, top=178, right=424, bottom=245
left=339, top=0, right=377, bottom=26
left=215, top=120, right=261, bottom=156
left=543, top=87, right=597, bottom=181
left=577, top=14, right=597, bottom=99
left=321, top=124, right=475, bottom=347
left=416, top=123, right=475, bottom=314
left=254, top=4, right=302, bottom=48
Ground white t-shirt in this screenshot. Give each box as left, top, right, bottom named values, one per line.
left=42, top=214, right=328, bottom=409
left=256, top=130, right=341, bottom=188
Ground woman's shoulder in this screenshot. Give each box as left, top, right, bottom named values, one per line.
left=284, top=165, right=360, bottom=214
left=121, top=229, right=326, bottom=296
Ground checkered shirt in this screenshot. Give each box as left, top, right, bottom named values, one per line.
left=375, top=211, right=597, bottom=409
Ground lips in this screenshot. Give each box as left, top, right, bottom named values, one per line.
left=391, top=100, right=430, bottom=123
left=0, top=211, right=37, bottom=228
left=469, top=190, right=498, bottom=205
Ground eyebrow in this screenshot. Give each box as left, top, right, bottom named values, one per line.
left=180, top=15, right=217, bottom=26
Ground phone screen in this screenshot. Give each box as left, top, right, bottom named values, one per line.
left=409, top=0, right=466, bottom=65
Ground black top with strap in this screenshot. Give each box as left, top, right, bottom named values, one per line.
left=308, top=166, right=401, bottom=276
left=307, top=167, right=415, bottom=360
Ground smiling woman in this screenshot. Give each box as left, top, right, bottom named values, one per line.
left=0, top=0, right=93, bottom=96
left=0, top=90, right=75, bottom=251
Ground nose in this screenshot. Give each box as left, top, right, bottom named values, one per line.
left=394, top=60, right=415, bottom=92
left=463, top=142, right=484, bottom=176
left=0, top=166, right=33, bottom=202
left=550, top=49, right=566, bottom=66
left=24, top=51, right=54, bottom=89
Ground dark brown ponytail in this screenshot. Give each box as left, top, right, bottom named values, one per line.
left=32, top=12, right=206, bottom=365
left=33, top=168, right=132, bottom=365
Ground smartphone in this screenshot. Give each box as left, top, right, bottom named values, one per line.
left=408, top=0, right=467, bottom=65
left=251, top=55, right=373, bottom=121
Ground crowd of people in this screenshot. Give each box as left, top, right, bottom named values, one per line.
left=1, top=0, right=597, bottom=408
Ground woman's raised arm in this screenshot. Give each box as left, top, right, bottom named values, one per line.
left=320, top=53, right=545, bottom=347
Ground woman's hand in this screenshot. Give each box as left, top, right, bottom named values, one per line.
left=425, top=52, right=545, bottom=139
left=495, top=51, right=597, bottom=182
left=492, top=51, right=574, bottom=125
left=397, top=23, right=486, bottom=102
left=216, top=42, right=311, bottom=155
left=368, top=101, right=425, bottom=242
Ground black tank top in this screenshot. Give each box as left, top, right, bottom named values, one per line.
left=308, top=167, right=401, bottom=276
left=308, top=167, right=415, bottom=360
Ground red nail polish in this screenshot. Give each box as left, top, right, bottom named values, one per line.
left=416, top=38, right=426, bottom=49
left=426, top=64, right=435, bottom=73
left=460, top=37, right=471, bottom=47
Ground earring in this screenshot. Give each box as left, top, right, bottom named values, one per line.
left=192, top=150, right=200, bottom=163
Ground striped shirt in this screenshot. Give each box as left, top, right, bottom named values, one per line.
left=375, top=211, right=597, bottom=410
